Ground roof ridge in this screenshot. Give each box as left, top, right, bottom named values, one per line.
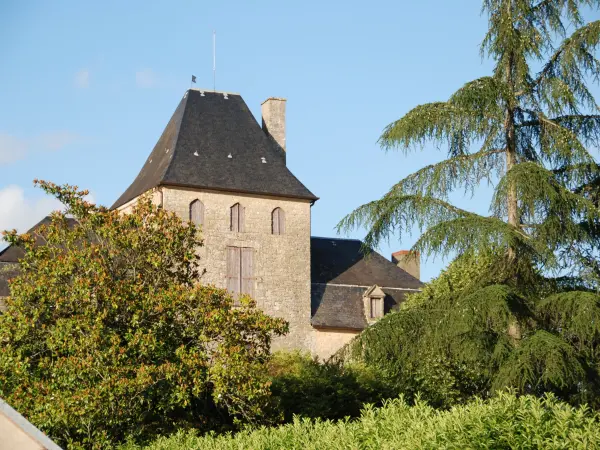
left=311, top=236, right=362, bottom=242
left=188, top=88, right=240, bottom=96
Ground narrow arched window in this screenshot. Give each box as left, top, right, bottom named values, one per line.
left=189, top=199, right=204, bottom=226
left=230, top=203, right=245, bottom=232
left=272, top=208, right=285, bottom=235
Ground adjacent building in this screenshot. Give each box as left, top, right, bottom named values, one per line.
left=0, top=89, right=422, bottom=358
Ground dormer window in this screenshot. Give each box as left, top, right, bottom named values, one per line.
left=272, top=208, right=285, bottom=235
left=189, top=199, right=204, bottom=226
left=230, top=203, right=245, bottom=232
left=363, top=285, right=385, bottom=321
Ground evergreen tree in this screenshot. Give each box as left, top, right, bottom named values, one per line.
left=338, top=1, right=600, bottom=407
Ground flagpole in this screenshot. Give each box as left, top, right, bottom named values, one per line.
left=213, top=30, right=216, bottom=92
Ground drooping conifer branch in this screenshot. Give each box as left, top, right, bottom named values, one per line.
left=411, top=216, right=531, bottom=261
left=339, top=0, right=600, bottom=277
left=379, top=102, right=500, bottom=154
left=493, top=162, right=600, bottom=221
left=337, top=194, right=476, bottom=252
left=388, top=149, right=505, bottom=199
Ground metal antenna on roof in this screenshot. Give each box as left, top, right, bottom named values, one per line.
left=213, top=30, right=216, bottom=92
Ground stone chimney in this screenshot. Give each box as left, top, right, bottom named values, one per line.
left=392, top=250, right=421, bottom=280
left=261, top=97, right=286, bottom=152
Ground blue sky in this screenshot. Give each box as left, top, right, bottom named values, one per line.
left=1, top=1, right=598, bottom=281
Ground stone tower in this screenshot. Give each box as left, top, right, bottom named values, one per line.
left=111, top=90, right=318, bottom=351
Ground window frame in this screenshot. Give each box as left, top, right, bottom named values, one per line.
left=230, top=203, right=245, bottom=232
left=271, top=207, right=286, bottom=235
left=226, top=246, right=254, bottom=305
left=370, top=296, right=384, bottom=319
left=189, top=199, right=204, bottom=226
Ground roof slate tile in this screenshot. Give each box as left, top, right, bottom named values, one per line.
left=112, top=90, right=317, bottom=209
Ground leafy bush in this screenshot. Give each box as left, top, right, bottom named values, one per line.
left=337, top=253, right=600, bottom=410
left=267, top=351, right=396, bottom=422
left=119, top=392, right=600, bottom=449
left=0, top=181, right=288, bottom=449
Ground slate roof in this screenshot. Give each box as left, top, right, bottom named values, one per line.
left=112, top=90, right=317, bottom=209
left=0, top=217, right=78, bottom=263
left=311, top=284, right=407, bottom=330
left=310, top=237, right=422, bottom=330
left=0, top=217, right=80, bottom=307
left=311, top=237, right=422, bottom=288
left=0, top=262, right=19, bottom=299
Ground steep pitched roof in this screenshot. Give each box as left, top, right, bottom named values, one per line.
left=310, top=237, right=422, bottom=288
left=112, top=90, right=317, bottom=209
left=310, top=237, right=422, bottom=330
left=0, top=217, right=78, bottom=263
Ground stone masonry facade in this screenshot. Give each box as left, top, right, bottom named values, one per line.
left=119, top=186, right=314, bottom=352
left=313, top=328, right=358, bottom=359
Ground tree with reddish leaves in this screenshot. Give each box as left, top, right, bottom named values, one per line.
left=0, top=180, right=287, bottom=449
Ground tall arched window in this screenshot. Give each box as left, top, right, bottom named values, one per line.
left=230, top=203, right=245, bottom=232
left=272, top=208, right=285, bottom=235
left=189, top=199, right=204, bottom=226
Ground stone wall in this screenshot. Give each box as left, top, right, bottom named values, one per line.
left=117, top=189, right=163, bottom=214
left=157, top=186, right=313, bottom=352
left=312, top=328, right=359, bottom=360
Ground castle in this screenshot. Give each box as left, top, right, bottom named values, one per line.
left=0, top=89, right=422, bottom=358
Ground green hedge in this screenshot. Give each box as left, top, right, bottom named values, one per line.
left=267, top=351, right=396, bottom=422
left=121, top=392, right=600, bottom=449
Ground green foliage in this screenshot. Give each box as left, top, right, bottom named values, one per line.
left=537, top=291, right=600, bottom=358
left=495, top=331, right=586, bottom=394
left=337, top=260, right=494, bottom=409
left=338, top=253, right=600, bottom=409
left=118, top=392, right=600, bottom=450
left=267, top=351, right=396, bottom=422
left=0, top=181, right=288, bottom=449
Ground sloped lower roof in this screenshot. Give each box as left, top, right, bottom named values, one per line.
left=309, top=237, right=422, bottom=330
left=0, top=216, right=80, bottom=305
left=112, top=90, right=317, bottom=209
left=310, top=237, right=422, bottom=288
left=0, top=217, right=78, bottom=263
left=0, top=263, right=19, bottom=298
left=311, top=284, right=406, bottom=330
left=0, top=397, right=62, bottom=450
